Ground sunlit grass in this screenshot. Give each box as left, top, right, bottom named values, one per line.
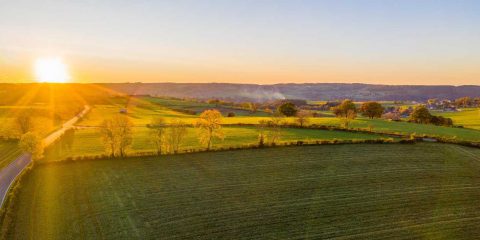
left=434, top=108, right=480, bottom=130
left=76, top=103, right=480, bottom=143
left=43, top=126, right=384, bottom=161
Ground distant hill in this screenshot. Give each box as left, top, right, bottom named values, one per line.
left=101, top=83, right=480, bottom=102
left=0, top=83, right=478, bottom=104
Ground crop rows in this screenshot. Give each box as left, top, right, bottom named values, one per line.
left=6, top=143, right=480, bottom=239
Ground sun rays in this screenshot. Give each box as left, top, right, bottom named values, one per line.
left=34, top=57, right=70, bottom=83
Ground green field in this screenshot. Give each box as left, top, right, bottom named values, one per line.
left=77, top=103, right=480, bottom=144
left=144, top=97, right=269, bottom=116
left=7, top=143, right=480, bottom=239
left=0, top=105, right=58, bottom=138
left=228, top=117, right=480, bottom=142
left=77, top=102, right=265, bottom=127
left=0, top=141, right=21, bottom=170
left=77, top=97, right=267, bottom=127
left=434, top=108, right=480, bottom=130
left=321, top=117, right=480, bottom=141
left=77, top=104, right=195, bottom=126
left=43, top=126, right=385, bottom=161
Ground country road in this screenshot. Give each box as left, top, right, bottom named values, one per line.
left=0, top=105, right=91, bottom=207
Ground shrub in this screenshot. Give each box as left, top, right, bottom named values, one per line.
left=399, top=139, right=415, bottom=144
left=277, top=102, right=297, bottom=117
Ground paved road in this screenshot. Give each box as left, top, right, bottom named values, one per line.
left=0, top=105, right=90, bottom=207
left=43, top=105, right=91, bottom=146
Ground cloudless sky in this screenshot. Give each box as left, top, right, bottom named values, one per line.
left=0, top=0, right=479, bottom=85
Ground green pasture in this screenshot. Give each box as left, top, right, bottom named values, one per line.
left=377, top=101, right=418, bottom=108
left=316, top=117, right=480, bottom=142
left=224, top=117, right=480, bottom=142
left=144, top=97, right=269, bottom=116
left=7, top=143, right=480, bottom=239
left=434, top=108, right=480, bottom=130
left=78, top=104, right=266, bottom=126
left=77, top=104, right=195, bottom=126
left=77, top=104, right=480, bottom=143
left=0, top=104, right=79, bottom=138
left=43, top=126, right=385, bottom=162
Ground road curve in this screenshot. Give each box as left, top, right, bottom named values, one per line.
left=0, top=105, right=90, bottom=207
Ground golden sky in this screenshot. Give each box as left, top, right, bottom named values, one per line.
left=1, top=1, right=479, bottom=85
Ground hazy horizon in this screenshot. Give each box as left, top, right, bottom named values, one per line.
left=1, top=0, right=479, bottom=85
left=2, top=81, right=480, bottom=88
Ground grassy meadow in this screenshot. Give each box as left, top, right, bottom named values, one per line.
left=7, top=143, right=480, bottom=239
left=3, top=97, right=476, bottom=164
left=43, top=126, right=385, bottom=162
left=0, top=141, right=21, bottom=170
left=2, top=95, right=480, bottom=239
left=434, top=108, right=480, bottom=130
left=315, top=117, right=480, bottom=142
left=144, top=97, right=270, bottom=116
left=0, top=105, right=53, bottom=170
left=77, top=99, right=480, bottom=143
left=0, top=105, right=59, bottom=139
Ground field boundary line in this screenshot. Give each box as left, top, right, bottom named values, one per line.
left=39, top=139, right=403, bottom=165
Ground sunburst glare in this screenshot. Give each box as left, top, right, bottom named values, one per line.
left=34, top=57, right=70, bottom=83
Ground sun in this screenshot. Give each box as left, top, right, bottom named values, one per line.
left=34, top=57, right=71, bottom=83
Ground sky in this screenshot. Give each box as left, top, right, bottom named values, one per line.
left=0, top=0, right=479, bottom=85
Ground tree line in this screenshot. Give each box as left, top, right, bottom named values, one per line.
left=409, top=106, right=453, bottom=126
left=329, top=99, right=454, bottom=127
left=18, top=98, right=462, bottom=160
left=97, top=99, right=459, bottom=157
left=98, top=108, right=295, bottom=157
left=99, top=110, right=227, bottom=157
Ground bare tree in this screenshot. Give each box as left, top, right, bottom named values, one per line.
left=165, top=119, right=188, bottom=153
left=341, top=109, right=357, bottom=129
left=248, top=102, right=259, bottom=113
left=149, top=117, right=166, bottom=155
left=295, top=110, right=311, bottom=127
left=115, top=115, right=133, bottom=157
left=16, top=111, right=34, bottom=135
left=257, top=120, right=268, bottom=147
left=195, top=110, right=224, bottom=150
left=100, top=115, right=133, bottom=157
left=100, top=118, right=116, bottom=157
left=267, top=114, right=284, bottom=145
left=333, top=100, right=358, bottom=128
